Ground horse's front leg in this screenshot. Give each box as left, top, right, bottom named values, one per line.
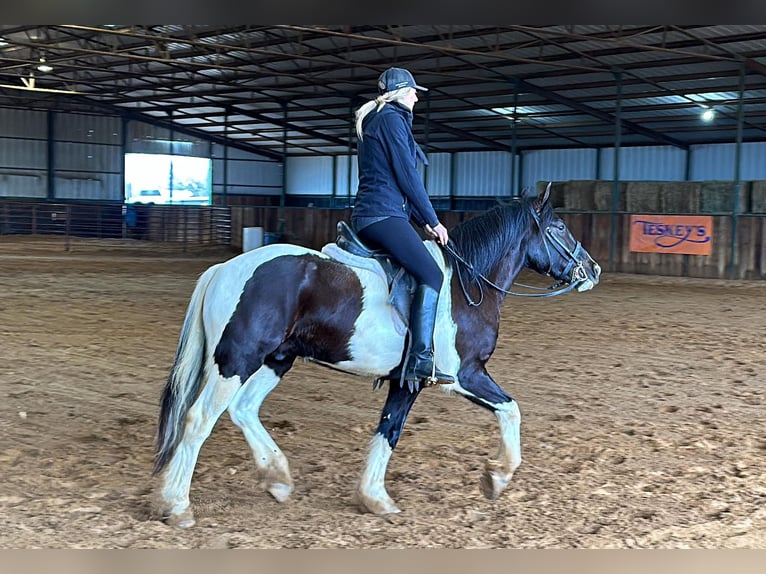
left=450, top=368, right=521, bottom=500
left=355, top=381, right=421, bottom=514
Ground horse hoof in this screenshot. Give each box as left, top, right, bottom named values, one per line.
left=267, top=482, right=293, bottom=503
left=163, top=509, right=196, bottom=529
left=479, top=470, right=511, bottom=500
left=355, top=493, right=401, bottom=515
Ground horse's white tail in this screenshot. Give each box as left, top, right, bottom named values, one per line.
left=153, top=263, right=221, bottom=475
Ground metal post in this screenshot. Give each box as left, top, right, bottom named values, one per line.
left=222, top=107, right=229, bottom=207
left=450, top=153, right=457, bottom=211
left=332, top=155, right=337, bottom=208
left=121, top=116, right=128, bottom=239
left=609, top=70, right=623, bottom=272
left=729, top=64, right=746, bottom=279
left=168, top=110, right=174, bottom=203
left=47, top=110, right=55, bottom=200
left=511, top=80, right=519, bottom=197
left=279, top=101, right=287, bottom=235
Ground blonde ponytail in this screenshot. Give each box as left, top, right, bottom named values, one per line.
left=355, top=87, right=413, bottom=140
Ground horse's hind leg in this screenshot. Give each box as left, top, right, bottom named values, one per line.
left=450, top=369, right=521, bottom=501
left=355, top=382, right=421, bottom=515
left=227, top=364, right=293, bottom=503
left=157, top=372, right=241, bottom=528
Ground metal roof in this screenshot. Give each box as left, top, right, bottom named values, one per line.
left=1, top=24, right=766, bottom=160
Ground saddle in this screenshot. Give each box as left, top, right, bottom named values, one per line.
left=326, top=221, right=448, bottom=390
left=331, top=221, right=417, bottom=319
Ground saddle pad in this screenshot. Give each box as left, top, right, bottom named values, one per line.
left=321, top=243, right=389, bottom=283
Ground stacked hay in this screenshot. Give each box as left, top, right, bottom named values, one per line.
left=625, top=181, right=660, bottom=213
left=700, top=180, right=749, bottom=213
left=660, top=181, right=701, bottom=214
left=594, top=180, right=626, bottom=211
left=562, top=180, right=596, bottom=210
left=750, top=180, right=766, bottom=213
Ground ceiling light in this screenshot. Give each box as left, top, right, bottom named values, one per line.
left=36, top=57, right=53, bottom=73
left=701, top=108, right=715, bottom=122
left=0, top=37, right=9, bottom=48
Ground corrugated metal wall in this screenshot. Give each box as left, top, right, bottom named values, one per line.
left=0, top=109, right=48, bottom=198
left=600, top=146, right=688, bottom=181
left=285, top=156, right=334, bottom=195
left=690, top=142, right=766, bottom=181
left=54, top=113, right=124, bottom=201
left=212, top=144, right=282, bottom=197
left=424, top=152, right=452, bottom=196
left=522, top=148, right=599, bottom=191
left=286, top=150, right=519, bottom=200
left=334, top=155, right=359, bottom=200
left=454, top=151, right=514, bottom=197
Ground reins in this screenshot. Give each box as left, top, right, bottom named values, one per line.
left=441, top=205, right=585, bottom=306
left=442, top=242, right=579, bottom=306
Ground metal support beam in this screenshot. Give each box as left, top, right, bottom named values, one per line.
left=729, top=64, right=746, bottom=280
left=230, top=104, right=350, bottom=149
left=511, top=81, right=519, bottom=197
left=516, top=77, right=689, bottom=150
left=279, top=101, right=287, bottom=235
left=609, top=71, right=623, bottom=273
left=46, top=110, right=54, bottom=200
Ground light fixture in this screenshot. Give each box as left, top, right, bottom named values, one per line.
left=36, top=56, right=53, bottom=73
left=701, top=107, right=715, bottom=122
left=0, top=37, right=9, bottom=48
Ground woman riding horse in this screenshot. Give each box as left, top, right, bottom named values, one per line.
left=351, top=66, right=452, bottom=386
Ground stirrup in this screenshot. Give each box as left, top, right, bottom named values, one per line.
left=403, top=357, right=454, bottom=387
left=421, top=368, right=455, bottom=387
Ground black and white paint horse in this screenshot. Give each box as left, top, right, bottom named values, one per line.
left=153, top=186, right=601, bottom=528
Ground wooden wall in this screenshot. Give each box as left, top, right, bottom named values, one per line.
left=227, top=206, right=765, bottom=280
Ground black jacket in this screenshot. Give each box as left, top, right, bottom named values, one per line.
left=352, top=101, right=438, bottom=228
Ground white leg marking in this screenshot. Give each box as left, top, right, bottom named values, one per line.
left=159, top=372, right=241, bottom=527
left=228, top=366, right=293, bottom=502
left=481, top=400, right=522, bottom=500
left=355, top=433, right=401, bottom=514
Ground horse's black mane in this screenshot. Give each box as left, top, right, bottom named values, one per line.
left=447, top=197, right=534, bottom=281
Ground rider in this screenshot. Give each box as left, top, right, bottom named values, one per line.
left=351, top=66, right=453, bottom=386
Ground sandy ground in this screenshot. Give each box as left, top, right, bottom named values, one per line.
left=1, top=238, right=765, bottom=549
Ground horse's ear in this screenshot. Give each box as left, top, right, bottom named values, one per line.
left=533, top=182, right=552, bottom=213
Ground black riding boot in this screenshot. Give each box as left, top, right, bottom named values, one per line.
left=402, top=284, right=455, bottom=385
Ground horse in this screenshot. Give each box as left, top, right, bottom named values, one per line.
left=152, top=185, right=601, bottom=528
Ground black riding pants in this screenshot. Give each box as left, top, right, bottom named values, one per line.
left=355, top=216, right=443, bottom=292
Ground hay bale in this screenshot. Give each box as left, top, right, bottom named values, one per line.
left=750, top=180, right=766, bottom=213
left=625, top=181, right=660, bottom=213
left=594, top=180, right=626, bottom=211
left=700, top=180, right=749, bottom=213
left=563, top=180, right=596, bottom=210
left=659, top=181, right=701, bottom=214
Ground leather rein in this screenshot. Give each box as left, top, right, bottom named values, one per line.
left=442, top=207, right=589, bottom=307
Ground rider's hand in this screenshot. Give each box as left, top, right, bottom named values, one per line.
left=425, top=222, right=449, bottom=246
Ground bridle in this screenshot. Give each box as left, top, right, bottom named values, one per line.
left=444, top=205, right=590, bottom=306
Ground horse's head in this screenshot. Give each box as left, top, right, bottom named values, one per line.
left=525, top=184, right=601, bottom=292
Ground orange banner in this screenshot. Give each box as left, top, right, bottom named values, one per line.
left=629, top=215, right=713, bottom=255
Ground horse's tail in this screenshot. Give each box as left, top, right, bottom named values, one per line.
left=153, top=263, right=220, bottom=475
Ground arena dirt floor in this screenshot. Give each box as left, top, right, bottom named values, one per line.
left=1, top=236, right=765, bottom=549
